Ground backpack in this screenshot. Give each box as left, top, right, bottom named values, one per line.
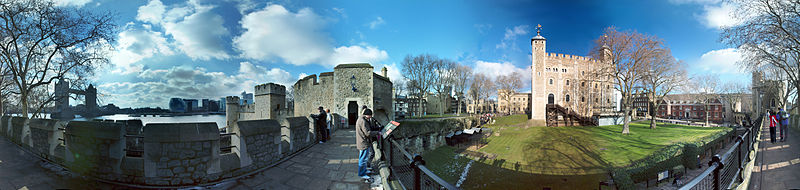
left=782, top=112, right=790, bottom=121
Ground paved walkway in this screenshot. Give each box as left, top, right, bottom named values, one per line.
left=0, top=129, right=374, bottom=190
left=0, top=135, right=116, bottom=190
left=748, top=123, right=800, bottom=190
left=223, top=128, right=376, bottom=190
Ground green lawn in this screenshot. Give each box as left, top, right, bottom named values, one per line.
left=407, top=114, right=461, bottom=119
left=421, top=114, right=730, bottom=188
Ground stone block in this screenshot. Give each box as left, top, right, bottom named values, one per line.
left=142, top=123, right=219, bottom=143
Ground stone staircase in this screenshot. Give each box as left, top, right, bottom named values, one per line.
left=545, top=104, right=597, bottom=127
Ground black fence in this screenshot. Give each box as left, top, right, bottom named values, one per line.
left=383, top=138, right=459, bottom=190
left=679, top=115, right=763, bottom=190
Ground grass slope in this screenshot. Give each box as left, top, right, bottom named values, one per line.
left=422, top=114, right=730, bottom=188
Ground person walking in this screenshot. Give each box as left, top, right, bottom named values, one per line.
left=769, top=110, right=778, bottom=143
left=317, top=106, right=328, bottom=143
left=778, top=108, right=790, bottom=142
left=325, top=108, right=333, bottom=141
left=356, top=108, right=380, bottom=183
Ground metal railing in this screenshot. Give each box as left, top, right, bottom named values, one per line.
left=384, top=138, right=458, bottom=190
left=679, top=115, right=762, bottom=190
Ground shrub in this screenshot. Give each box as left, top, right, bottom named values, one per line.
left=683, top=143, right=700, bottom=170
left=612, top=168, right=635, bottom=190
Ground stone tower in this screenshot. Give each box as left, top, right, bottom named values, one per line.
left=254, top=83, right=286, bottom=120
left=530, top=24, right=547, bottom=122
left=226, top=96, right=240, bottom=129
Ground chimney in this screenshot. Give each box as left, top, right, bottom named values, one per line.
left=381, top=67, right=388, bottom=78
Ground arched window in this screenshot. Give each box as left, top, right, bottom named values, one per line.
left=566, top=80, right=570, bottom=86
left=581, top=96, right=585, bottom=102
left=595, top=84, right=598, bottom=88
left=549, top=79, right=553, bottom=85
left=566, top=95, right=570, bottom=102
left=548, top=94, right=554, bottom=104
left=581, top=82, right=585, bottom=87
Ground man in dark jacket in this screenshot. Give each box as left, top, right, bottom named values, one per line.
left=356, top=108, right=380, bottom=183
left=317, top=107, right=328, bottom=143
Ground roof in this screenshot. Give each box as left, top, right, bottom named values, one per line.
left=334, top=63, right=373, bottom=69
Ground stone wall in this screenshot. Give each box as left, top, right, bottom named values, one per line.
left=64, top=121, right=125, bottom=181
left=392, top=117, right=480, bottom=155
left=0, top=116, right=316, bottom=187
left=142, top=123, right=221, bottom=185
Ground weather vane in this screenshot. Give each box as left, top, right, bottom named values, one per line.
left=536, top=24, right=542, bottom=36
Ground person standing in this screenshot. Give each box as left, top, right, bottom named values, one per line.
left=326, top=108, right=333, bottom=141
left=317, top=106, right=328, bottom=143
left=356, top=109, right=379, bottom=183
left=778, top=108, right=790, bottom=142
left=769, top=110, right=778, bottom=143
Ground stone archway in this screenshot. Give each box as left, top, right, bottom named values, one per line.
left=548, top=94, right=555, bottom=104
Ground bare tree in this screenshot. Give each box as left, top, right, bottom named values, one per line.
left=496, top=71, right=523, bottom=114
left=0, top=0, right=116, bottom=119
left=0, top=59, right=11, bottom=116
left=641, top=49, right=687, bottom=129
left=722, top=0, right=800, bottom=115
left=590, top=27, right=664, bottom=134
left=468, top=73, right=494, bottom=113
left=691, top=74, right=720, bottom=126
left=393, top=80, right=406, bottom=98
left=720, top=80, right=748, bottom=124
left=452, top=64, right=472, bottom=116
left=431, top=58, right=455, bottom=115
left=401, top=54, right=437, bottom=116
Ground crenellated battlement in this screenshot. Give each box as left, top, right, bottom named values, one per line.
left=254, top=83, right=286, bottom=96
left=225, top=96, right=240, bottom=104
left=546, top=52, right=598, bottom=63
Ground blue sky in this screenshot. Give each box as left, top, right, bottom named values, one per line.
left=56, top=0, right=748, bottom=108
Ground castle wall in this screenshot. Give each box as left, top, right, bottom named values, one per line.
left=0, top=115, right=316, bottom=187
left=531, top=37, right=615, bottom=122
left=373, top=74, right=394, bottom=124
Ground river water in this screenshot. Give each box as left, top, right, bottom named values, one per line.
left=73, top=114, right=228, bottom=129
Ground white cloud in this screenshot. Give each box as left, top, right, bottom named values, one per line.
left=163, top=4, right=231, bottom=60
left=328, top=45, right=389, bottom=67
left=668, top=0, right=720, bottom=4
left=53, top=0, right=92, bottom=7
left=474, top=24, right=492, bottom=34
left=133, top=0, right=231, bottom=60
left=332, top=7, right=346, bottom=18
left=298, top=73, right=309, bottom=80
left=369, top=17, right=385, bottom=29
left=699, top=2, right=739, bottom=29
left=667, top=0, right=740, bottom=29
left=136, top=0, right=166, bottom=24
left=496, top=25, right=529, bottom=49
left=372, top=62, right=404, bottom=83
left=473, top=61, right=531, bottom=90
left=234, top=5, right=331, bottom=65
left=109, top=26, right=173, bottom=74
left=97, top=62, right=294, bottom=108
left=693, top=48, right=744, bottom=74
left=234, top=4, right=390, bottom=67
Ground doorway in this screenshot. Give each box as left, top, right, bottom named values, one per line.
left=348, top=101, right=358, bottom=126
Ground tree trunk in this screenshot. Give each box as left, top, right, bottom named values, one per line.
left=622, top=108, right=631, bottom=134
left=457, top=97, right=461, bottom=116
left=21, top=93, right=29, bottom=118
left=650, top=115, right=656, bottom=129
left=0, top=97, right=4, bottom=117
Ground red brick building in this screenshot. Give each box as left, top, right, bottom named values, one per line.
left=654, top=94, right=726, bottom=123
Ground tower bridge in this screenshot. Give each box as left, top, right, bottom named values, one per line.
left=52, top=79, right=98, bottom=120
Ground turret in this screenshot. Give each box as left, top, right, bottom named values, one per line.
left=225, top=96, right=240, bottom=129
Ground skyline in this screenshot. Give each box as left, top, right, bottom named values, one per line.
left=60, top=0, right=747, bottom=108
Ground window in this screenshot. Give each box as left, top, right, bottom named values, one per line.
left=582, top=71, right=585, bottom=75
left=566, top=80, right=570, bottom=86
left=549, top=79, right=553, bottom=85
left=581, top=82, right=585, bottom=87
left=566, top=95, right=570, bottom=102
left=595, top=98, right=598, bottom=102
left=595, top=84, right=598, bottom=89
left=581, top=96, right=585, bottom=102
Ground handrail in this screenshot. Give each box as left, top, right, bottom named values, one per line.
left=678, top=115, right=762, bottom=190
left=387, top=138, right=459, bottom=190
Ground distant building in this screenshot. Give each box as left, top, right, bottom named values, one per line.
left=169, top=98, right=187, bottom=113
left=406, top=93, right=427, bottom=116
left=240, top=91, right=254, bottom=105
left=497, top=89, right=531, bottom=114
left=394, top=95, right=408, bottom=118
left=467, top=99, right=497, bottom=114
left=219, top=97, right=226, bottom=111
left=183, top=99, right=199, bottom=112
left=202, top=99, right=210, bottom=111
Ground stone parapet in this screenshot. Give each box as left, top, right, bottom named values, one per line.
left=64, top=121, right=126, bottom=180
left=0, top=116, right=315, bottom=187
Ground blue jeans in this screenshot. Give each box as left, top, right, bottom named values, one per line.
left=358, top=149, right=370, bottom=177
